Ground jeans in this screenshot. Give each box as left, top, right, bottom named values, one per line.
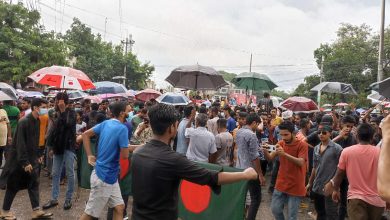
left=271, top=189, right=302, bottom=220
left=51, top=150, right=75, bottom=201
left=247, top=179, right=261, bottom=220
left=312, top=192, right=339, bottom=220
left=269, top=156, right=280, bottom=192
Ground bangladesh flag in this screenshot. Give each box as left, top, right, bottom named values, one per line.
left=178, top=162, right=249, bottom=220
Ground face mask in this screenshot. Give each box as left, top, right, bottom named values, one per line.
left=39, top=108, right=48, bottom=115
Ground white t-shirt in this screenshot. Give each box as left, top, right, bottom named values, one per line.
left=185, top=127, right=217, bottom=162
left=76, top=121, right=87, bottom=135
left=0, top=109, right=9, bottom=147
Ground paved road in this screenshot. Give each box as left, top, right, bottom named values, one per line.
left=0, top=171, right=324, bottom=220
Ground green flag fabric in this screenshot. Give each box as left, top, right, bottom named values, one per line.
left=178, top=162, right=249, bottom=220
left=80, top=138, right=97, bottom=189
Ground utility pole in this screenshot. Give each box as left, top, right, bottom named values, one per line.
left=378, top=0, right=386, bottom=82
left=249, top=53, right=252, bottom=73
left=318, top=55, right=324, bottom=106
left=121, top=35, right=135, bottom=87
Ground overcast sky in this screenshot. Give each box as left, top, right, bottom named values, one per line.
left=33, top=0, right=388, bottom=91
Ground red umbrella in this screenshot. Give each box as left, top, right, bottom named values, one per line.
left=83, top=95, right=103, bottom=104
left=280, top=96, right=319, bottom=113
left=28, top=65, right=95, bottom=91
left=135, top=89, right=161, bottom=102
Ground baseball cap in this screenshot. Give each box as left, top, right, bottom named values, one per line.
left=282, top=110, right=293, bottom=120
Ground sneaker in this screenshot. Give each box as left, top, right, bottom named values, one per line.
left=42, top=200, right=58, bottom=210
left=63, top=200, right=72, bottom=210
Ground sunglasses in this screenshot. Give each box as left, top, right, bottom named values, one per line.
left=318, top=131, right=330, bottom=135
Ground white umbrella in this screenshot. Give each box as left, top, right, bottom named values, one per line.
left=156, top=92, right=191, bottom=106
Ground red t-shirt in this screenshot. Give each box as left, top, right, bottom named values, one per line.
left=275, top=139, right=308, bottom=196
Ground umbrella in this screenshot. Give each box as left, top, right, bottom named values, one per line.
left=165, top=64, right=228, bottom=90
left=280, top=96, right=319, bottom=113
left=126, top=90, right=136, bottom=97
left=0, top=91, right=16, bottom=101
left=322, top=104, right=333, bottom=108
left=97, top=93, right=127, bottom=100
left=68, top=90, right=89, bottom=100
left=335, top=103, right=349, bottom=107
left=311, top=82, right=357, bottom=95
left=367, top=91, right=386, bottom=104
left=0, top=82, right=18, bottom=100
left=156, top=92, right=191, bottom=106
left=135, top=89, right=161, bottom=102
left=23, top=91, right=45, bottom=98
left=28, top=65, right=95, bottom=90
left=93, top=81, right=127, bottom=94
left=231, top=72, right=278, bottom=91
left=83, top=95, right=102, bottom=104
left=369, top=77, right=390, bottom=98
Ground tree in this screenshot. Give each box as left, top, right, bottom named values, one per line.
left=219, top=70, right=237, bottom=82
left=63, top=18, right=154, bottom=90
left=0, top=2, right=67, bottom=83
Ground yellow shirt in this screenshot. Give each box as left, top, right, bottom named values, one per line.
left=39, top=114, right=49, bottom=147
left=271, top=116, right=283, bottom=127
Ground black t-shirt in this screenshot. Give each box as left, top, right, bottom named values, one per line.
left=131, top=139, right=220, bottom=220
left=334, top=133, right=357, bottom=149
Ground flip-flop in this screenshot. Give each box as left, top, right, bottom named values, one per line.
left=31, top=212, right=53, bottom=219
left=0, top=213, right=16, bottom=220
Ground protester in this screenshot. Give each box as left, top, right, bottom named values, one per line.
left=235, top=113, right=266, bottom=220
left=80, top=101, right=130, bottom=220
left=43, top=93, right=77, bottom=211
left=257, top=92, right=274, bottom=114
left=324, top=123, right=385, bottom=220
left=307, top=124, right=342, bottom=220
left=2, top=100, right=19, bottom=136
left=176, top=105, right=195, bottom=155
left=130, top=103, right=258, bottom=220
left=207, top=106, right=220, bottom=136
left=223, top=106, right=236, bottom=133
left=378, top=115, right=390, bottom=202
left=19, top=97, right=31, bottom=118
left=0, top=98, right=53, bottom=219
left=264, top=120, right=308, bottom=220
left=215, top=118, right=233, bottom=166
left=0, top=108, right=11, bottom=167
left=185, top=113, right=217, bottom=163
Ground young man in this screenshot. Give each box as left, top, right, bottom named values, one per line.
left=0, top=98, right=52, bottom=219
left=324, top=123, right=385, bottom=220
left=223, top=106, right=236, bottom=133
left=131, top=103, right=258, bottom=220
left=264, top=121, right=308, bottom=220
left=332, top=115, right=357, bottom=220
left=215, top=118, right=233, bottom=166
left=19, top=98, right=31, bottom=118
left=307, top=124, right=342, bottom=220
left=43, top=93, right=76, bottom=210
left=0, top=108, right=11, bottom=167
left=378, top=114, right=390, bottom=202
left=257, top=92, right=273, bottom=114
left=235, top=113, right=266, bottom=220
left=176, top=105, right=195, bottom=155
left=207, top=107, right=220, bottom=136
left=232, top=112, right=248, bottom=166
left=185, top=113, right=217, bottom=163
left=80, top=101, right=130, bottom=220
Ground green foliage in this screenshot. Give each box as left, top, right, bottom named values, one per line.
left=218, top=70, right=237, bottom=82
left=63, top=18, right=154, bottom=90
left=0, top=2, right=67, bottom=82
left=0, top=3, right=154, bottom=90
left=295, top=23, right=390, bottom=107
left=270, top=89, right=291, bottom=100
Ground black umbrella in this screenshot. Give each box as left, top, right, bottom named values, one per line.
left=165, top=64, right=228, bottom=90
left=369, top=77, right=390, bottom=99
left=310, top=82, right=357, bottom=95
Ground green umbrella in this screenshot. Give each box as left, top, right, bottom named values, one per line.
left=231, top=72, right=277, bottom=91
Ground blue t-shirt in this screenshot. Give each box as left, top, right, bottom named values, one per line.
left=93, top=119, right=129, bottom=184
left=226, top=117, right=237, bottom=132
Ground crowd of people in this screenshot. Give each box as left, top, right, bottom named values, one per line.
left=0, top=90, right=390, bottom=220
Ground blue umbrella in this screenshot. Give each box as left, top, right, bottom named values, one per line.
left=156, top=92, right=191, bottom=106
left=92, top=81, right=127, bottom=94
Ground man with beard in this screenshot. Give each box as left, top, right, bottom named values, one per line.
left=80, top=101, right=130, bottom=220
left=264, top=120, right=308, bottom=220
left=131, top=103, right=259, bottom=220
left=0, top=98, right=53, bottom=219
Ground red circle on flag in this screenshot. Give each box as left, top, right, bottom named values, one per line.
left=68, top=81, right=74, bottom=85
left=180, top=180, right=211, bottom=213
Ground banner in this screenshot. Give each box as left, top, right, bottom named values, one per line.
left=178, top=162, right=248, bottom=220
